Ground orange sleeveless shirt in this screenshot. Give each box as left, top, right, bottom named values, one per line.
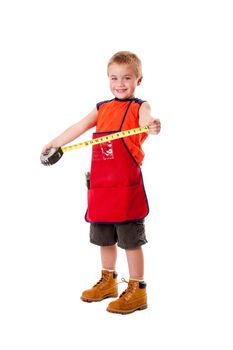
left=96, top=98, right=148, bottom=165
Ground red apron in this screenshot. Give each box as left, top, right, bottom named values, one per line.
left=85, top=104, right=149, bottom=223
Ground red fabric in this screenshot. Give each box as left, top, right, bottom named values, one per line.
left=85, top=132, right=149, bottom=223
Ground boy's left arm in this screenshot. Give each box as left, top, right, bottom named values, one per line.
left=139, top=102, right=161, bottom=135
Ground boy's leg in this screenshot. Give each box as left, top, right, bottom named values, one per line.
left=81, top=243, right=118, bottom=302
left=125, top=246, right=144, bottom=280
left=101, top=244, right=117, bottom=270
left=107, top=221, right=148, bottom=314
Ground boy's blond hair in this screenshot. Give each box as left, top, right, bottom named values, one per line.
left=107, top=51, right=142, bottom=78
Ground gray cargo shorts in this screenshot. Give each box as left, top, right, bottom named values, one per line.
left=90, top=219, right=147, bottom=249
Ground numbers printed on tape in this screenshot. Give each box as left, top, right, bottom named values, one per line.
left=61, top=125, right=149, bottom=153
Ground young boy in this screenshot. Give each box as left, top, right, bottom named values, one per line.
left=42, top=51, right=161, bottom=314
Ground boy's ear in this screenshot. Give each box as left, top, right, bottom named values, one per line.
left=137, top=76, right=143, bottom=86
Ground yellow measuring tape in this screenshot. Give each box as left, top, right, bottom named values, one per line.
left=41, top=125, right=150, bottom=166
left=61, top=125, right=149, bottom=153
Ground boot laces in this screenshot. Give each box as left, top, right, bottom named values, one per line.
left=118, top=278, right=135, bottom=300
left=93, top=273, right=110, bottom=287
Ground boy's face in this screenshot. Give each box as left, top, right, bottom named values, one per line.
left=108, top=63, right=142, bottom=99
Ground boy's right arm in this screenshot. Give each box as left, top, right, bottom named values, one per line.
left=42, top=107, right=98, bottom=153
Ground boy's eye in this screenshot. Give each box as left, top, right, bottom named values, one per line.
left=111, top=77, right=117, bottom=80
left=124, top=76, right=131, bottom=80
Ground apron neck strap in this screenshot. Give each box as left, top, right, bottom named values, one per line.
left=119, top=100, right=134, bottom=131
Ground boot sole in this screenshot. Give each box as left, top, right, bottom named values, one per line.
left=80, top=293, right=118, bottom=303
left=107, top=304, right=148, bottom=314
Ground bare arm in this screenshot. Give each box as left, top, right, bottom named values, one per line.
left=42, top=107, right=98, bottom=152
left=139, top=102, right=161, bottom=135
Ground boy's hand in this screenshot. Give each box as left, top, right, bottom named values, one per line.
left=148, top=118, right=161, bottom=135
left=139, top=102, right=161, bottom=135
left=42, top=143, right=53, bottom=154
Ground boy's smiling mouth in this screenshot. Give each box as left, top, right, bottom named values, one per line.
left=116, top=89, right=127, bottom=93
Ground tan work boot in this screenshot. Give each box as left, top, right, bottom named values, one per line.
left=107, top=279, right=147, bottom=314
left=81, top=270, right=118, bottom=302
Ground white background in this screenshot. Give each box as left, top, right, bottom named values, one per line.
left=0, top=0, right=233, bottom=349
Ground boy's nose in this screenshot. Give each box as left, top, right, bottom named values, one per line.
left=117, top=80, right=124, bottom=87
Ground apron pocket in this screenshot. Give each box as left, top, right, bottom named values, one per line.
left=87, top=183, right=149, bottom=223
